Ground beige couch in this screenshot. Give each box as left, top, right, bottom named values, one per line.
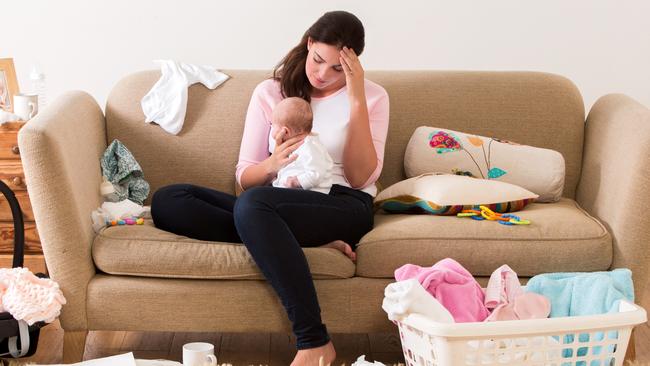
left=18, top=70, right=650, bottom=362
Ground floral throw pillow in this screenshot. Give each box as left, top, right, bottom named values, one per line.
left=404, top=127, right=565, bottom=202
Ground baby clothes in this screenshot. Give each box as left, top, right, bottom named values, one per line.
left=382, top=278, right=454, bottom=323
left=484, top=264, right=550, bottom=322
left=395, top=258, right=490, bottom=322
left=272, top=134, right=333, bottom=194
left=485, top=264, right=523, bottom=308
left=0, top=267, right=66, bottom=325
left=141, top=60, right=229, bottom=135
left=101, top=139, right=150, bottom=205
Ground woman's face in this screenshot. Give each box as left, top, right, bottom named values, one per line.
left=305, top=38, right=346, bottom=96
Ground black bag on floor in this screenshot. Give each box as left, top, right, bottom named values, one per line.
left=0, top=180, right=48, bottom=358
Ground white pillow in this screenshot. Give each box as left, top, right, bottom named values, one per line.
left=374, top=173, right=538, bottom=215
left=404, top=126, right=565, bottom=202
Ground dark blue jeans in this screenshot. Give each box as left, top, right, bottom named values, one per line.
left=151, top=183, right=374, bottom=349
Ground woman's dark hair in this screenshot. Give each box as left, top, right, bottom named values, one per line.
left=273, top=11, right=365, bottom=102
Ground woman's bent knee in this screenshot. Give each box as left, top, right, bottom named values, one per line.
left=151, top=184, right=195, bottom=227
left=233, top=186, right=272, bottom=217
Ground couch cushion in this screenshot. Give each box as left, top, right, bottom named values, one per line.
left=92, top=222, right=355, bottom=279
left=356, top=198, right=611, bottom=278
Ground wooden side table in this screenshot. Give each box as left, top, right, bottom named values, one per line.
left=0, top=121, right=46, bottom=274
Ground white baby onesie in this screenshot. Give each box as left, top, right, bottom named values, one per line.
left=273, top=134, right=333, bottom=194
left=141, top=60, right=229, bottom=135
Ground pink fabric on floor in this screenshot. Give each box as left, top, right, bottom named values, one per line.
left=394, top=258, right=490, bottom=322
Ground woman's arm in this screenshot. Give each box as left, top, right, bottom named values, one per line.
left=236, top=83, right=274, bottom=190
left=236, top=81, right=304, bottom=190
left=339, top=47, right=389, bottom=188
left=240, top=132, right=304, bottom=190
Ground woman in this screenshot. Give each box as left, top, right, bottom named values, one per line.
left=151, top=10, right=389, bottom=365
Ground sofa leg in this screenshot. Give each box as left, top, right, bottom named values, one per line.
left=63, top=330, right=88, bottom=363
left=624, top=329, right=636, bottom=362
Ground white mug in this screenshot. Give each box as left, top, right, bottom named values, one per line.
left=182, top=342, right=217, bottom=366
left=13, top=93, right=39, bottom=121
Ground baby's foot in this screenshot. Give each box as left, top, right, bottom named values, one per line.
left=320, top=240, right=356, bottom=261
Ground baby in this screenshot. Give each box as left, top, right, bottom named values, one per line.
left=271, top=97, right=333, bottom=193
left=270, top=97, right=356, bottom=261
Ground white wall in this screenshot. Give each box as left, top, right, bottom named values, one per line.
left=4, top=0, right=650, bottom=112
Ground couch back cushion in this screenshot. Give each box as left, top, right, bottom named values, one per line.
left=105, top=70, right=585, bottom=202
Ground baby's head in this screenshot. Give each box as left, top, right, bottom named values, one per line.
left=271, top=97, right=313, bottom=141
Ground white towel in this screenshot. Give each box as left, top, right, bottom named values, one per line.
left=141, top=60, right=229, bottom=135
left=382, top=279, right=454, bottom=322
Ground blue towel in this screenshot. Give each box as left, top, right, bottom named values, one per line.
left=526, top=268, right=634, bottom=317
left=526, top=269, right=634, bottom=365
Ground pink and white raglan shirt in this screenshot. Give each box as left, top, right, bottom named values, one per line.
left=236, top=78, right=390, bottom=197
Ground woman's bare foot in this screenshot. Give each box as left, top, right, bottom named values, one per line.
left=290, top=341, right=336, bottom=366
left=320, top=240, right=356, bottom=261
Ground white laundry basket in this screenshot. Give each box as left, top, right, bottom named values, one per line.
left=395, top=300, right=647, bottom=366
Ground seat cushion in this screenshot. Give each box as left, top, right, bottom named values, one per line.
left=92, top=222, right=355, bottom=279
left=356, top=198, right=612, bottom=278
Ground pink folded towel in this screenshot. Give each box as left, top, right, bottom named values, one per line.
left=0, top=267, right=67, bottom=325
left=395, top=258, right=490, bottom=322
left=484, top=264, right=550, bottom=322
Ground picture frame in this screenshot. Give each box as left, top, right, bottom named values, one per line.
left=0, top=58, right=20, bottom=113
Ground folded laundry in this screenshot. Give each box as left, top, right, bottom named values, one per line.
left=382, top=279, right=454, bottom=323
left=0, top=267, right=66, bottom=325
left=395, top=258, right=490, bottom=322
left=141, top=59, right=229, bottom=135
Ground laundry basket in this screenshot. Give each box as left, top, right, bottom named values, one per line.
left=395, top=300, right=647, bottom=366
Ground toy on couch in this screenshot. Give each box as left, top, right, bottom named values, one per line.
left=106, top=215, right=145, bottom=227
left=457, top=205, right=531, bottom=225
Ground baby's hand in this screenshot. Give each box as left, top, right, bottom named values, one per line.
left=286, top=176, right=302, bottom=189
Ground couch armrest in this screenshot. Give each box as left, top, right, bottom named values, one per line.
left=576, top=94, right=650, bottom=302
left=18, top=91, right=107, bottom=330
